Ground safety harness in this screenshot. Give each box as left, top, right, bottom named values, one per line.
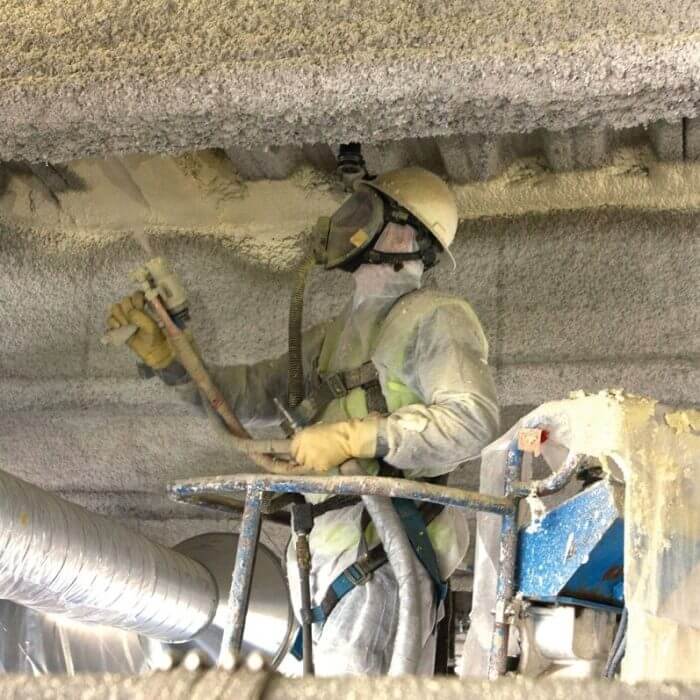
left=282, top=360, right=387, bottom=433
left=288, top=357, right=449, bottom=661
left=290, top=487, right=448, bottom=660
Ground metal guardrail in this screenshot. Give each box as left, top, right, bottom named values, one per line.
left=170, top=430, right=582, bottom=680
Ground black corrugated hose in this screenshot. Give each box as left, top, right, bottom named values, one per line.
left=287, top=256, right=316, bottom=409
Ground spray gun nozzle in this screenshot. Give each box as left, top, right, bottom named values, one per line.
left=130, top=256, right=190, bottom=327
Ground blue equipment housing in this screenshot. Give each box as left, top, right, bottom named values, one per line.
left=516, top=480, right=624, bottom=610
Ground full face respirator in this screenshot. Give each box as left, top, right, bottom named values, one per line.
left=312, top=187, right=439, bottom=272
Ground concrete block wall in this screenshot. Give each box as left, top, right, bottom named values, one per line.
left=1, top=207, right=697, bottom=535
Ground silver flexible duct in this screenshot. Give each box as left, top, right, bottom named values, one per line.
left=0, top=469, right=217, bottom=642
left=361, top=496, right=424, bottom=676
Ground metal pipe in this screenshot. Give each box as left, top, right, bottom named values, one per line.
left=218, top=486, right=264, bottom=665
left=297, top=535, right=314, bottom=676
left=171, top=474, right=515, bottom=517
left=0, top=469, right=217, bottom=642
left=291, top=503, right=315, bottom=676
left=487, top=441, right=524, bottom=679
left=510, top=452, right=583, bottom=497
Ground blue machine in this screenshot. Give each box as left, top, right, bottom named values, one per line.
left=516, top=480, right=624, bottom=609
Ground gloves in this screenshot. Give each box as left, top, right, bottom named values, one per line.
left=290, top=418, right=381, bottom=473
left=106, top=291, right=174, bottom=370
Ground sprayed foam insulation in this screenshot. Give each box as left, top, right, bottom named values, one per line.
left=2, top=144, right=700, bottom=261
left=0, top=669, right=698, bottom=700
left=0, top=205, right=697, bottom=520
left=0, top=1, right=699, bottom=163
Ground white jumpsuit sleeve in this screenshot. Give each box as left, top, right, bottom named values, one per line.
left=379, top=304, right=500, bottom=477
left=169, top=323, right=329, bottom=432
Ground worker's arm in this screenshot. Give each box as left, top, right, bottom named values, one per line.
left=162, top=322, right=329, bottom=432
left=107, top=292, right=328, bottom=432
left=376, top=303, right=500, bottom=478
left=289, top=303, right=499, bottom=474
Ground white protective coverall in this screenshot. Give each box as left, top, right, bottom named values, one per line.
left=177, top=225, right=499, bottom=675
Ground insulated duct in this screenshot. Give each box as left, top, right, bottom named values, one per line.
left=0, top=469, right=217, bottom=642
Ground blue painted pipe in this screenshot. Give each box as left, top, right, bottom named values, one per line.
left=487, top=440, right=524, bottom=679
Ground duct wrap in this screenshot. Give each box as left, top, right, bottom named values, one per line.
left=0, top=469, right=218, bottom=642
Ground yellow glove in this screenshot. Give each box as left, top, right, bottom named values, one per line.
left=290, top=418, right=380, bottom=473
left=106, top=291, right=174, bottom=370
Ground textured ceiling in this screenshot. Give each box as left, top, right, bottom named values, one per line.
left=0, top=0, right=698, bottom=163
left=224, top=119, right=699, bottom=183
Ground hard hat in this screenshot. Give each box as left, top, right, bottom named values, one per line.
left=362, top=167, right=458, bottom=265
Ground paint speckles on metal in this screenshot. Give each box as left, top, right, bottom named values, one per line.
left=169, top=474, right=516, bottom=516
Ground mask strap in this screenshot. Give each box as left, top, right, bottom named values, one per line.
left=362, top=250, right=431, bottom=272
left=362, top=231, right=438, bottom=270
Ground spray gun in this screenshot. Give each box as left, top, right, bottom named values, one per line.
left=100, top=257, right=190, bottom=346
left=131, top=257, right=190, bottom=327
left=100, top=254, right=295, bottom=471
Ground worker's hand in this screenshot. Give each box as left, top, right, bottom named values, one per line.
left=290, top=418, right=380, bottom=473
left=106, top=291, right=174, bottom=369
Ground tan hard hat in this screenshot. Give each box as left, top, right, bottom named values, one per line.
left=362, top=166, right=458, bottom=264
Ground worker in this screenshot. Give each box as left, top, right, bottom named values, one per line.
left=107, top=167, right=499, bottom=676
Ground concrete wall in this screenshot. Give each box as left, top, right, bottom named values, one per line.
left=1, top=207, right=697, bottom=540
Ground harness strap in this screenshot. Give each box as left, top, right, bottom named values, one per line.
left=310, top=494, right=361, bottom=518
left=284, top=361, right=388, bottom=431
left=392, top=498, right=449, bottom=602
left=290, top=496, right=447, bottom=660
left=335, top=362, right=382, bottom=393
left=291, top=543, right=389, bottom=661
left=313, top=545, right=389, bottom=623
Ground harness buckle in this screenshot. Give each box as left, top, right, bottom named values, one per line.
left=345, top=559, right=373, bottom=586
left=324, top=372, right=347, bottom=398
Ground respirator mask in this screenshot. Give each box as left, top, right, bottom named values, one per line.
left=313, top=187, right=438, bottom=272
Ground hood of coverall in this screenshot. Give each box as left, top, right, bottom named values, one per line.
left=324, top=223, right=424, bottom=377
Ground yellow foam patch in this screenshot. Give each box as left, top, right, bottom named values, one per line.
left=349, top=229, right=370, bottom=248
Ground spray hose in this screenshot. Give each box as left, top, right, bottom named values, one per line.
left=287, top=256, right=316, bottom=408
left=147, top=295, right=294, bottom=472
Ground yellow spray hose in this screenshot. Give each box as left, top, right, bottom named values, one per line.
left=147, top=295, right=296, bottom=473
